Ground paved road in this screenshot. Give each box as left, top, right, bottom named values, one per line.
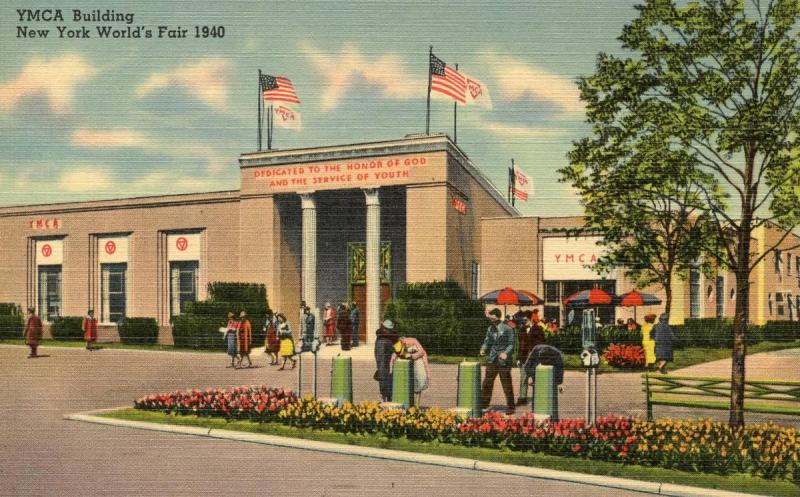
left=0, top=345, right=650, bottom=497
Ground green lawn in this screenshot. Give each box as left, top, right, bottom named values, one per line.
left=100, top=408, right=800, bottom=496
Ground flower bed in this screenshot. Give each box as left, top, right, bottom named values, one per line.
left=134, top=385, right=296, bottom=422
left=602, top=344, right=645, bottom=368
left=134, top=386, right=799, bottom=485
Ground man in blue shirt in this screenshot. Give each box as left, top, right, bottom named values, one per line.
left=480, top=308, right=516, bottom=415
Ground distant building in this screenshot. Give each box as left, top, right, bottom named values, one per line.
left=1, top=135, right=797, bottom=343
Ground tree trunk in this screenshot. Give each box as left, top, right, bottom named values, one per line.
left=664, top=280, right=672, bottom=317
left=730, top=267, right=749, bottom=427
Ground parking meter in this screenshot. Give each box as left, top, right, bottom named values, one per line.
left=581, top=309, right=596, bottom=350
left=581, top=309, right=599, bottom=425
left=580, top=347, right=599, bottom=368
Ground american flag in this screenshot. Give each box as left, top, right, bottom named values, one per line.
left=261, top=74, right=300, bottom=105
left=430, top=54, right=466, bottom=104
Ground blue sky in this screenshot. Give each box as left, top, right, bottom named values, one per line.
left=0, top=1, right=642, bottom=215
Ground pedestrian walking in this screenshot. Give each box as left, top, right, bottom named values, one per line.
left=276, top=313, right=297, bottom=370
left=264, top=309, right=280, bottom=365
left=373, top=320, right=398, bottom=402
left=653, top=313, right=677, bottom=374
left=237, top=310, right=253, bottom=368
left=323, top=302, right=336, bottom=346
left=24, top=307, right=42, bottom=358
left=349, top=301, right=360, bottom=347
left=480, top=308, right=516, bottom=415
left=301, top=305, right=315, bottom=353
left=523, top=343, right=566, bottom=420
left=641, top=313, right=657, bottom=370
left=224, top=312, right=239, bottom=368
left=337, top=303, right=352, bottom=351
left=82, top=309, right=98, bottom=351
left=517, top=312, right=545, bottom=405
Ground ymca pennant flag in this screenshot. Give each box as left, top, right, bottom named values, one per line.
left=463, top=74, right=492, bottom=109
left=261, top=74, right=300, bottom=105
left=272, top=104, right=302, bottom=130
left=430, top=53, right=466, bottom=104
left=512, top=167, right=533, bottom=201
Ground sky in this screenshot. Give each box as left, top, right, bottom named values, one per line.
left=0, top=0, right=644, bottom=216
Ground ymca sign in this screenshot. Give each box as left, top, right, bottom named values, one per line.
left=542, top=236, right=606, bottom=280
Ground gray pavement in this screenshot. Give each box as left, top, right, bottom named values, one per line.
left=0, top=345, right=646, bottom=497
left=1, top=344, right=798, bottom=495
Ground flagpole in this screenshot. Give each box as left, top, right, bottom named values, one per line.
left=511, top=158, right=516, bottom=207
left=257, top=70, right=262, bottom=152
left=268, top=104, right=273, bottom=150
left=453, top=63, right=458, bottom=144
left=426, top=45, right=433, bottom=135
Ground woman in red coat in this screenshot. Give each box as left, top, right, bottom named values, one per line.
left=264, top=310, right=280, bottom=365
left=24, top=307, right=43, bottom=358
left=237, top=311, right=253, bottom=368
left=82, top=309, right=98, bottom=351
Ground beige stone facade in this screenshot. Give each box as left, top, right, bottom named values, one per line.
left=0, top=135, right=796, bottom=344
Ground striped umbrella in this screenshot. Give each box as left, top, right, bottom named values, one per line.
left=562, top=288, right=614, bottom=306
left=480, top=287, right=541, bottom=319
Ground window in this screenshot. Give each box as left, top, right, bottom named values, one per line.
left=170, top=261, right=199, bottom=318
left=788, top=253, right=793, bottom=275
left=101, top=263, right=127, bottom=323
left=690, top=269, right=701, bottom=318
left=775, top=249, right=782, bottom=274
left=470, top=261, right=480, bottom=300
left=776, top=293, right=785, bottom=316
left=715, top=276, right=725, bottom=318
left=768, top=293, right=774, bottom=316
left=797, top=257, right=800, bottom=287
left=37, top=265, right=61, bottom=322
left=788, top=294, right=794, bottom=321
left=544, top=282, right=559, bottom=303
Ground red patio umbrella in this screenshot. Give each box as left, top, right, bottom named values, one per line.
left=562, top=288, right=614, bottom=306
left=615, top=290, right=662, bottom=321
left=480, top=287, right=541, bottom=319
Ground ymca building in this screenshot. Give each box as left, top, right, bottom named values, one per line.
left=0, top=135, right=798, bottom=343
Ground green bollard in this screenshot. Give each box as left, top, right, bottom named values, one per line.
left=457, top=361, right=482, bottom=418
left=392, top=358, right=414, bottom=408
left=331, top=356, right=353, bottom=404
left=533, top=364, right=558, bottom=421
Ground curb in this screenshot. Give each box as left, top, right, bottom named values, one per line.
left=64, top=412, right=765, bottom=497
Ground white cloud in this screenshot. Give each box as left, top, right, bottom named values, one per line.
left=0, top=54, right=96, bottom=113
left=58, top=168, right=112, bottom=192
left=480, top=52, right=583, bottom=114
left=302, top=42, right=424, bottom=111
left=483, top=121, right=571, bottom=139
left=72, top=129, right=148, bottom=148
left=135, top=58, right=231, bottom=111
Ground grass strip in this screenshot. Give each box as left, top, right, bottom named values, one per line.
left=100, top=408, right=799, bottom=496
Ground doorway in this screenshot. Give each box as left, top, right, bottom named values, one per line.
left=351, top=284, right=392, bottom=342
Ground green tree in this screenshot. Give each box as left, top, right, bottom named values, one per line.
left=563, top=140, right=719, bottom=315
left=564, top=0, right=800, bottom=426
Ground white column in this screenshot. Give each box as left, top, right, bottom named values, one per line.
left=300, top=193, right=317, bottom=319
left=364, top=188, right=381, bottom=342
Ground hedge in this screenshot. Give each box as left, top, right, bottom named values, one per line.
left=118, top=317, right=159, bottom=345
left=384, top=282, right=487, bottom=356
left=51, top=316, right=84, bottom=341
left=172, top=282, right=269, bottom=350
left=0, top=303, right=22, bottom=316
left=0, top=315, right=24, bottom=339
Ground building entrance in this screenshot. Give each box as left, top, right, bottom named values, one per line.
left=348, top=241, right=392, bottom=342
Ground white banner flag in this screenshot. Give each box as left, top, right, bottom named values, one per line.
left=512, top=167, right=533, bottom=201
left=272, top=104, right=302, bottom=130
left=463, top=74, right=492, bottom=109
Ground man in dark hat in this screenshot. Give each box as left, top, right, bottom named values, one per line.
left=480, top=308, right=516, bottom=415
left=374, top=319, right=399, bottom=401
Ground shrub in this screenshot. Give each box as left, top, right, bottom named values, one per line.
left=544, top=325, right=643, bottom=354
left=172, top=315, right=227, bottom=349
left=759, top=320, right=800, bottom=342
left=602, top=344, right=645, bottom=368
left=678, top=318, right=733, bottom=348
left=0, top=303, right=22, bottom=316
left=383, top=281, right=487, bottom=356
left=51, top=316, right=84, bottom=341
left=118, top=317, right=159, bottom=345
left=207, top=282, right=267, bottom=304
left=0, top=315, right=24, bottom=339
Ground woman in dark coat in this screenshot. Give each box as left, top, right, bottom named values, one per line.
left=373, top=320, right=399, bottom=401
left=653, top=313, right=677, bottom=373
left=337, top=303, right=352, bottom=351
left=24, top=307, right=42, bottom=358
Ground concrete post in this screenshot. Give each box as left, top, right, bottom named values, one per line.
left=331, top=356, right=353, bottom=403
left=533, top=364, right=559, bottom=421
left=392, top=358, right=415, bottom=408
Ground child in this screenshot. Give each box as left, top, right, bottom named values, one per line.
left=224, top=312, right=240, bottom=368
left=276, top=313, right=297, bottom=370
